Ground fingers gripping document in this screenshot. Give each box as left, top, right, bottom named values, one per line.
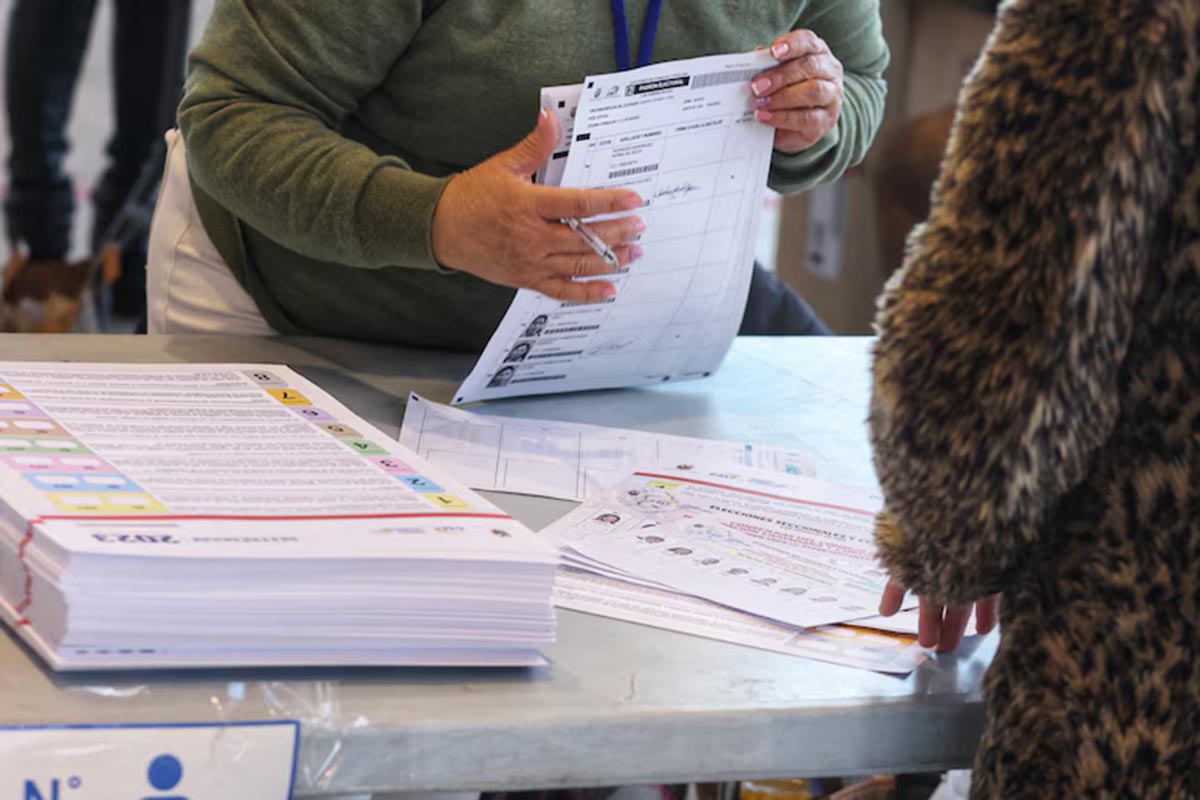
left=455, top=50, right=777, bottom=404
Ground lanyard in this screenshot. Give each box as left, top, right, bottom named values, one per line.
left=610, top=0, right=664, bottom=71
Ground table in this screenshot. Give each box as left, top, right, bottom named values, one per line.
left=0, top=335, right=996, bottom=797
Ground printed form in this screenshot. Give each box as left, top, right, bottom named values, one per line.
left=0, top=364, right=556, bottom=669
left=399, top=393, right=816, bottom=501
left=455, top=50, right=776, bottom=403
left=544, top=468, right=897, bottom=630
left=555, top=568, right=928, bottom=674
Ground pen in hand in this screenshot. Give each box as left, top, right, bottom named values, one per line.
left=561, top=217, right=621, bottom=268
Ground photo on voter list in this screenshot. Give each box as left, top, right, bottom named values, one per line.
left=2, top=1, right=1196, bottom=798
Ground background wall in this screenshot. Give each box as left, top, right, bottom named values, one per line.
left=775, top=0, right=996, bottom=334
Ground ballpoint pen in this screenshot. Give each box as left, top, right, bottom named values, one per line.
left=561, top=217, right=621, bottom=267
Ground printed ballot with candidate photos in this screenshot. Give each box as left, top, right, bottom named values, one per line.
left=546, top=466, right=891, bottom=629
left=456, top=50, right=777, bottom=404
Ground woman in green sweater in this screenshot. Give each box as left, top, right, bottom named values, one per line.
left=148, top=1, right=888, bottom=347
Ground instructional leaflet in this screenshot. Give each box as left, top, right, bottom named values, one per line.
left=0, top=363, right=557, bottom=670
left=455, top=49, right=776, bottom=404
left=544, top=467, right=891, bottom=630
left=399, top=393, right=816, bottom=501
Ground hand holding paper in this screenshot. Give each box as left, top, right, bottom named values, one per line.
left=431, top=109, right=644, bottom=303
left=751, top=29, right=845, bottom=154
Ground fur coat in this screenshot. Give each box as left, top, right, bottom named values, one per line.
left=870, top=0, right=1199, bottom=796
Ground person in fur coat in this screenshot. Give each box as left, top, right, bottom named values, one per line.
left=870, top=0, right=1199, bottom=796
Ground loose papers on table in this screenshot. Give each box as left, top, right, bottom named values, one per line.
left=545, top=467, right=890, bottom=629
left=398, top=393, right=816, bottom=501
left=543, top=466, right=928, bottom=673
left=0, top=364, right=557, bottom=670
left=555, top=569, right=927, bottom=674
left=455, top=50, right=777, bottom=404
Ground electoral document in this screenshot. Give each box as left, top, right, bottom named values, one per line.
left=399, top=393, right=816, bottom=501
left=555, top=568, right=928, bottom=674
left=544, top=467, right=892, bottom=630
left=455, top=50, right=776, bottom=403
left=0, top=364, right=557, bottom=670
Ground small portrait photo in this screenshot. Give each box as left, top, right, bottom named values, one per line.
left=724, top=568, right=749, bottom=577
left=522, top=315, right=550, bottom=338
left=488, top=366, right=516, bottom=388
left=504, top=341, right=533, bottom=363
left=638, top=534, right=666, bottom=545
left=751, top=577, right=778, bottom=587
left=688, top=522, right=732, bottom=542
left=594, top=512, right=621, bottom=525
left=666, top=547, right=694, bottom=556
left=780, top=587, right=808, bottom=596
left=620, top=487, right=677, bottom=512
left=696, top=558, right=721, bottom=566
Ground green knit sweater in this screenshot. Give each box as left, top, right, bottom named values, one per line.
left=180, top=0, right=889, bottom=350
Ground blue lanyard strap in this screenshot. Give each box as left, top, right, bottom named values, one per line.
left=610, top=0, right=664, bottom=71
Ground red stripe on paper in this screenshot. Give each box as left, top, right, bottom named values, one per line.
left=632, top=472, right=877, bottom=517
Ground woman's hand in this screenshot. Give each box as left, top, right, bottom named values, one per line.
left=752, top=30, right=845, bottom=155
left=431, top=109, right=645, bottom=303
left=879, top=580, right=1001, bottom=654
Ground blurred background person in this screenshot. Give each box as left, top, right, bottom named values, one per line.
left=2, top=0, right=189, bottom=329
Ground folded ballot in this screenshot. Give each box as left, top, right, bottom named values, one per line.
left=0, top=363, right=557, bottom=670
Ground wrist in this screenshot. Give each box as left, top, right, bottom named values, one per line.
left=430, top=173, right=465, bottom=270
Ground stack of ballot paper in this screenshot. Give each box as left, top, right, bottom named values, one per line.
left=0, top=363, right=557, bottom=670
left=543, top=466, right=929, bottom=673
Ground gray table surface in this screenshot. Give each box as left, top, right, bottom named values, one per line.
left=0, top=335, right=995, bottom=797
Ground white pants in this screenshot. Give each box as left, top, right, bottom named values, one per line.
left=146, top=129, right=276, bottom=335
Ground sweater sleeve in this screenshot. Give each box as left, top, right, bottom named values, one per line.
left=178, top=0, right=447, bottom=270
left=869, top=0, right=1181, bottom=605
left=766, top=0, right=889, bottom=194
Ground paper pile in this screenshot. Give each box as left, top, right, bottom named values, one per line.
left=0, top=363, right=557, bottom=670
left=543, top=466, right=928, bottom=673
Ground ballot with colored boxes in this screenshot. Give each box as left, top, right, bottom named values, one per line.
left=0, top=363, right=556, bottom=670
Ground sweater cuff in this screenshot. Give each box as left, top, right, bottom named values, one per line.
left=874, top=509, right=922, bottom=586
left=767, top=122, right=842, bottom=194
left=355, top=164, right=453, bottom=270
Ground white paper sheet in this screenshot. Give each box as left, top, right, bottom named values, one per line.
left=0, top=365, right=550, bottom=557
left=399, top=393, right=816, bottom=501
left=535, top=83, right=582, bottom=188
left=455, top=50, right=776, bottom=404
left=555, top=567, right=928, bottom=674
left=544, top=467, right=892, bottom=629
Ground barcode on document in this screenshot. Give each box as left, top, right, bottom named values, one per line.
left=608, top=164, right=659, bottom=179
left=691, top=68, right=760, bottom=90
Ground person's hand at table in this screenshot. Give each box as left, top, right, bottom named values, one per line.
left=431, top=109, right=644, bottom=303
left=751, top=29, right=845, bottom=155
left=878, top=580, right=1001, bottom=654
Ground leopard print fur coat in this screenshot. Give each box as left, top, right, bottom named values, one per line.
left=870, top=0, right=1199, bottom=796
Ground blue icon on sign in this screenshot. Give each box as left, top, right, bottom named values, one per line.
left=142, top=754, right=187, bottom=799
